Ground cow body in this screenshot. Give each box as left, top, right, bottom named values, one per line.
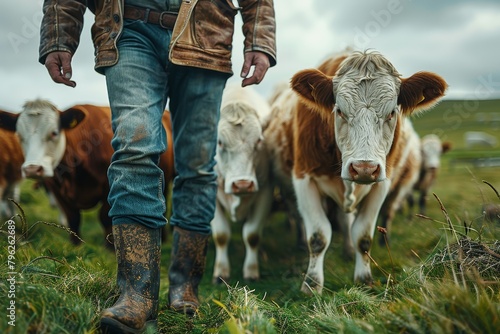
left=0, top=128, right=23, bottom=218
left=267, top=50, right=447, bottom=293
left=211, top=84, right=273, bottom=283
left=0, top=100, right=174, bottom=246
left=408, top=134, right=451, bottom=215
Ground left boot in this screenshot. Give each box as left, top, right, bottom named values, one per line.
left=100, top=224, right=161, bottom=333
left=168, top=226, right=209, bottom=316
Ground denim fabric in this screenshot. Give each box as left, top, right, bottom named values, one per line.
left=104, top=19, right=228, bottom=233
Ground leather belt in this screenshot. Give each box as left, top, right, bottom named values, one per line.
left=123, top=5, right=178, bottom=30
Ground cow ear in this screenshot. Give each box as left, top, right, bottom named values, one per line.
left=398, top=71, right=448, bottom=115
left=0, top=110, right=19, bottom=132
left=442, top=141, right=452, bottom=154
left=291, top=69, right=335, bottom=113
left=61, top=107, right=87, bottom=130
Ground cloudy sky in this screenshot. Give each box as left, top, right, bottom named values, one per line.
left=1, top=0, right=500, bottom=112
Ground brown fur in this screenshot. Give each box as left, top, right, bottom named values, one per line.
left=0, top=127, right=23, bottom=216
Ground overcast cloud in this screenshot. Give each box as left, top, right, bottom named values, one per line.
left=1, top=0, right=500, bottom=112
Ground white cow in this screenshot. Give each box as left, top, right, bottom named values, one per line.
left=211, top=84, right=273, bottom=283
left=408, top=134, right=451, bottom=215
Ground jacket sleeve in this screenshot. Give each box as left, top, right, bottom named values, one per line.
left=238, top=0, right=277, bottom=67
left=39, top=0, right=87, bottom=65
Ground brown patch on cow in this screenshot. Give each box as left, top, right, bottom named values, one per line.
left=0, top=128, right=23, bottom=215
left=290, top=55, right=344, bottom=181
left=385, top=117, right=403, bottom=179
left=214, top=233, right=228, bottom=247
left=358, top=235, right=372, bottom=254
left=246, top=233, right=260, bottom=249
left=309, top=231, right=327, bottom=255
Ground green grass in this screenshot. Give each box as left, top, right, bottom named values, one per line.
left=1, top=99, right=500, bottom=333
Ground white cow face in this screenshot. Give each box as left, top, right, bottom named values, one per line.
left=333, top=74, right=400, bottom=183
left=2, top=100, right=86, bottom=179
left=421, top=134, right=450, bottom=170
left=291, top=51, right=448, bottom=184
left=216, top=102, right=264, bottom=194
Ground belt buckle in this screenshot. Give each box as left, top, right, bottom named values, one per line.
left=159, top=11, right=175, bottom=29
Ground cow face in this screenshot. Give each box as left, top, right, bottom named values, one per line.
left=291, top=51, right=447, bottom=184
left=216, top=102, right=264, bottom=194
left=0, top=100, right=86, bottom=178
left=421, top=134, right=451, bottom=170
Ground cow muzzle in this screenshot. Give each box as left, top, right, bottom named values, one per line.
left=231, top=179, right=257, bottom=194
left=23, top=164, right=46, bottom=179
left=348, top=160, right=382, bottom=184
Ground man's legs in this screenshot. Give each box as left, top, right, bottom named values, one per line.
left=167, top=64, right=228, bottom=314
left=100, top=19, right=170, bottom=333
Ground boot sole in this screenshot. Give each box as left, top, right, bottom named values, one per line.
left=100, top=317, right=157, bottom=334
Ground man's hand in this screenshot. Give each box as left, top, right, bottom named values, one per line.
left=240, top=51, right=270, bottom=87
left=45, top=51, right=76, bottom=87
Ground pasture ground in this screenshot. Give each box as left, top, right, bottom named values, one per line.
left=1, top=99, right=499, bottom=333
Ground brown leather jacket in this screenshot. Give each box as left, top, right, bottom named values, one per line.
left=39, top=0, right=277, bottom=75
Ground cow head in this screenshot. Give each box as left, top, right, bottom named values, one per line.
left=291, top=51, right=447, bottom=184
left=0, top=99, right=86, bottom=178
left=216, top=101, right=265, bottom=195
left=421, top=134, right=451, bottom=170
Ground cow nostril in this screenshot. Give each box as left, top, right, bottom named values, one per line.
left=231, top=180, right=255, bottom=193
left=23, top=165, right=44, bottom=178
left=349, top=161, right=380, bottom=180
left=349, top=163, right=358, bottom=177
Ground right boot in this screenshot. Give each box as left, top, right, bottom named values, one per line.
left=100, top=224, right=161, bottom=334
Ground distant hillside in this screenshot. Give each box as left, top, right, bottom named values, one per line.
left=411, top=99, right=500, bottom=148
left=411, top=99, right=500, bottom=167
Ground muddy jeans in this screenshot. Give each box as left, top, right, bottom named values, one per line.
left=105, top=18, right=228, bottom=233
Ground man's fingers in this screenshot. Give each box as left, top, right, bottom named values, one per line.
left=44, top=51, right=76, bottom=87
left=240, top=52, right=270, bottom=87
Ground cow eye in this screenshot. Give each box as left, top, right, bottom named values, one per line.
left=335, top=107, right=344, bottom=119
left=218, top=139, right=224, bottom=149
left=50, top=130, right=59, bottom=139
left=387, top=110, right=396, bottom=121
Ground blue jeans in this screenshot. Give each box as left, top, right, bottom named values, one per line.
left=104, top=19, right=228, bottom=234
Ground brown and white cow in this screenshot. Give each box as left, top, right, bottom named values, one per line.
left=408, top=134, right=451, bottom=215
left=0, top=127, right=23, bottom=218
left=0, top=100, right=174, bottom=246
left=266, top=50, right=447, bottom=293
left=211, top=84, right=273, bottom=283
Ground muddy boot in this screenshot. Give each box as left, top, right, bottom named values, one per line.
left=168, top=226, right=209, bottom=316
left=100, top=224, right=161, bottom=334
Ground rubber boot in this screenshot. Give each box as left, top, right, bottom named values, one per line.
left=168, top=226, right=209, bottom=316
left=100, top=224, right=161, bottom=334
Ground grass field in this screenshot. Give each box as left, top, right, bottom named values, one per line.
left=1, top=99, right=499, bottom=333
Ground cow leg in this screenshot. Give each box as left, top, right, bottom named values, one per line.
left=211, top=200, right=231, bottom=284
left=242, top=185, right=273, bottom=281
left=351, top=180, right=390, bottom=285
left=378, top=185, right=399, bottom=246
left=65, top=210, right=82, bottom=245
left=407, top=192, right=415, bottom=218
left=293, top=175, right=332, bottom=295
left=336, top=209, right=355, bottom=260
left=419, top=190, right=427, bottom=215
